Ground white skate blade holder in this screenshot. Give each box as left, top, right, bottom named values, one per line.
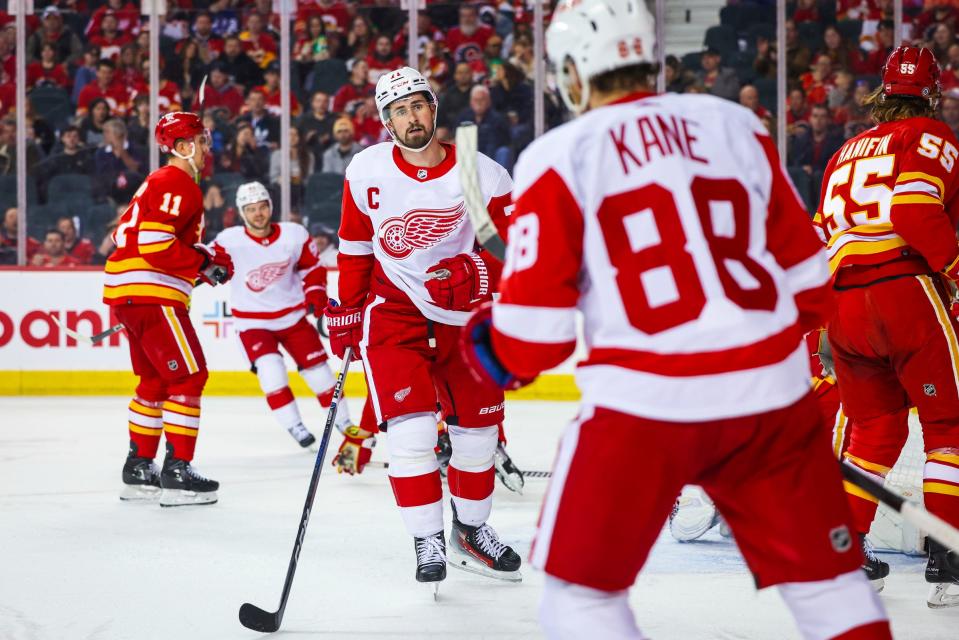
left=928, top=583, right=959, bottom=609
left=159, top=488, right=218, bottom=507
left=119, top=485, right=161, bottom=502
left=448, top=548, right=522, bottom=583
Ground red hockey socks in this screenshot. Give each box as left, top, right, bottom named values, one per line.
left=128, top=397, right=163, bottom=459
left=162, top=396, right=201, bottom=461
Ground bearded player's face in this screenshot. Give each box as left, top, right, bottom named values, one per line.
left=243, top=201, right=272, bottom=231
left=388, top=94, right=435, bottom=150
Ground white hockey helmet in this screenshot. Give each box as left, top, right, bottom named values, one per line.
left=546, top=0, right=656, bottom=114
left=374, top=66, right=438, bottom=151
left=236, top=181, right=272, bottom=222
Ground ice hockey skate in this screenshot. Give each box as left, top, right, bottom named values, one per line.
left=448, top=501, right=521, bottom=582
left=860, top=535, right=890, bottom=592
left=493, top=443, right=525, bottom=494
left=926, top=539, right=959, bottom=608
left=287, top=421, right=318, bottom=451
left=119, top=442, right=160, bottom=501
left=414, top=531, right=447, bottom=599
left=159, top=443, right=219, bottom=507
left=668, top=486, right=719, bottom=542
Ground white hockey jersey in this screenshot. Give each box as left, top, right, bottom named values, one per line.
left=337, top=141, right=512, bottom=325
left=213, top=222, right=326, bottom=332
left=492, top=92, right=833, bottom=422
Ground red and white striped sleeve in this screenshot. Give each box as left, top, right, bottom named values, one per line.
left=491, top=168, right=583, bottom=380
left=296, top=233, right=327, bottom=300
left=757, top=133, right=834, bottom=333
left=337, top=178, right=375, bottom=309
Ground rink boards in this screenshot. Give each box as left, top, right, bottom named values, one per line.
left=0, top=269, right=582, bottom=399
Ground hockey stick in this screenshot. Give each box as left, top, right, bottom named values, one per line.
left=366, top=460, right=552, bottom=478
left=238, top=346, right=354, bottom=632
left=455, top=123, right=507, bottom=261
left=841, top=460, right=959, bottom=553
left=51, top=315, right=124, bottom=345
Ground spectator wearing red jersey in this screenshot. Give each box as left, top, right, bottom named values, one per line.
left=393, top=12, right=444, bottom=61
left=89, top=12, right=134, bottom=61
left=0, top=25, right=13, bottom=83
left=76, top=59, right=132, bottom=118
left=352, top=96, right=388, bottom=147
left=116, top=44, right=144, bottom=88
left=837, top=0, right=880, bottom=21
left=192, top=11, right=225, bottom=62
left=31, top=229, right=80, bottom=268
left=240, top=12, right=278, bottom=58
left=0, top=208, right=40, bottom=265
left=861, top=19, right=895, bottom=75
left=85, top=0, right=141, bottom=40
left=819, top=24, right=866, bottom=73
left=56, top=217, right=96, bottom=265
left=788, top=104, right=844, bottom=174
left=297, top=0, right=351, bottom=34
left=27, top=42, right=71, bottom=89
left=26, top=6, right=83, bottom=66
left=345, top=15, right=375, bottom=59
left=332, top=58, right=374, bottom=115
left=786, top=86, right=811, bottom=134
left=419, top=39, right=451, bottom=87
left=739, top=84, right=772, bottom=121
left=446, top=4, right=494, bottom=76
left=193, top=63, right=245, bottom=118
left=254, top=62, right=301, bottom=117
left=800, top=54, right=834, bottom=106
left=131, top=59, right=182, bottom=113
left=792, top=0, right=820, bottom=23
left=367, top=34, right=404, bottom=84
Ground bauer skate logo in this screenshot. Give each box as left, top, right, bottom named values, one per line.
left=829, top=525, right=852, bottom=553
left=924, top=384, right=937, bottom=397
left=394, top=386, right=412, bottom=403
left=377, top=202, right=466, bottom=260
left=245, top=258, right=292, bottom=292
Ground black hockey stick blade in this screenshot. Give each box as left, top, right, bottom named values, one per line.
left=841, top=460, right=959, bottom=552
left=238, top=603, right=280, bottom=633
left=238, top=347, right=354, bottom=632
left=455, top=123, right=507, bottom=261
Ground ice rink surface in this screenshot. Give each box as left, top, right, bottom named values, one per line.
left=2, top=396, right=957, bottom=640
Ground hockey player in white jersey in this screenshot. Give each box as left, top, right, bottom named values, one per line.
left=323, top=66, right=521, bottom=587
left=212, top=182, right=357, bottom=453
left=462, top=1, right=892, bottom=638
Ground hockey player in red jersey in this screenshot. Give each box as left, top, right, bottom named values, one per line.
left=105, top=111, right=234, bottom=507
left=324, top=66, right=521, bottom=586
left=211, top=181, right=361, bottom=455
left=815, top=45, right=959, bottom=608
left=463, top=1, right=891, bottom=637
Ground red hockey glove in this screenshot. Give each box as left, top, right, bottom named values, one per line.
left=425, top=252, right=490, bottom=311
left=324, top=302, right=363, bottom=360
left=194, top=244, right=234, bottom=286
left=305, top=287, right=328, bottom=317
left=461, top=303, right=534, bottom=391
left=332, top=424, right=376, bottom=475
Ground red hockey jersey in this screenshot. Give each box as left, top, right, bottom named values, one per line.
left=103, top=165, right=206, bottom=308
left=814, top=117, right=959, bottom=279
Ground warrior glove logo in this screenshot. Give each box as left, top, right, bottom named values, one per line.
left=246, top=258, right=292, bottom=292
left=377, top=202, right=466, bottom=259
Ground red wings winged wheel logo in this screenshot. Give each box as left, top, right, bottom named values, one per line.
left=246, top=258, right=292, bottom=292
left=377, top=202, right=467, bottom=259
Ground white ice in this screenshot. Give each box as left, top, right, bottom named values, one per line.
left=1, top=397, right=956, bottom=639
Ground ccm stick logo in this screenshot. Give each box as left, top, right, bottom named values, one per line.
left=0, top=310, right=124, bottom=348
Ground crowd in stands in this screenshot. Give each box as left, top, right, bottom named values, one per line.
left=3, top=0, right=959, bottom=267
left=0, top=0, right=558, bottom=266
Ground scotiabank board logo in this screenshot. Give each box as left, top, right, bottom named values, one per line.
left=377, top=202, right=466, bottom=260
left=246, top=258, right=292, bottom=292
left=0, top=309, right=125, bottom=348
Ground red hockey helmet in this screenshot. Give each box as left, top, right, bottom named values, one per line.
left=154, top=111, right=204, bottom=154
left=881, top=45, right=940, bottom=102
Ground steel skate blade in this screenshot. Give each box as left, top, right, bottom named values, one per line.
left=927, top=583, right=959, bottom=608
left=119, top=485, right=161, bottom=501
left=432, top=582, right=440, bottom=601
left=870, top=577, right=885, bottom=593
left=159, top=488, right=218, bottom=507
left=449, top=551, right=522, bottom=582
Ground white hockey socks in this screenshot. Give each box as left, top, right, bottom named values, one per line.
left=255, top=353, right=305, bottom=434
left=540, top=575, right=646, bottom=640
left=448, top=424, right=498, bottom=526
left=778, top=569, right=889, bottom=639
